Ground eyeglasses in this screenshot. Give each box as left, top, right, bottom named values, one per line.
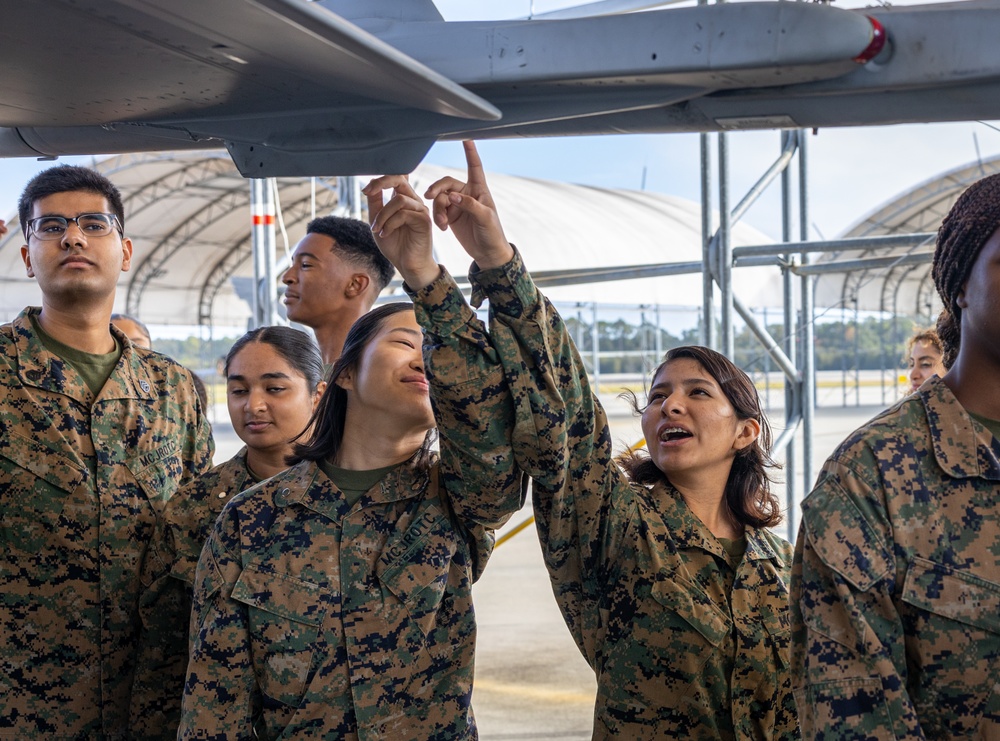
left=25, top=213, right=122, bottom=241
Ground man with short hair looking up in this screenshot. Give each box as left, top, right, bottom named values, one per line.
left=281, top=215, right=395, bottom=365
left=0, top=165, right=213, bottom=738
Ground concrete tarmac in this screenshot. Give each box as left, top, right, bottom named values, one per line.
left=205, top=395, right=886, bottom=741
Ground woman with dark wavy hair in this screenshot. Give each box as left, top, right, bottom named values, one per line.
left=357, top=141, right=796, bottom=740
left=576, top=342, right=796, bottom=740
left=621, top=344, right=782, bottom=531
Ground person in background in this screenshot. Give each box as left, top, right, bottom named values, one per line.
left=792, top=172, right=1000, bottom=738
left=281, top=216, right=395, bottom=366
left=189, top=371, right=209, bottom=412
left=905, top=327, right=947, bottom=392
left=111, top=311, right=152, bottom=349
left=178, top=159, right=526, bottom=738
left=157, top=326, right=326, bottom=586
left=142, top=326, right=326, bottom=731
left=0, top=165, right=213, bottom=739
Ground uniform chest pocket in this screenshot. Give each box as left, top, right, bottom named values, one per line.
left=124, top=445, right=184, bottom=543
left=650, top=575, right=732, bottom=647
left=902, top=557, right=1000, bottom=634
left=900, top=557, right=1000, bottom=734
left=626, top=573, right=734, bottom=701
left=0, top=431, right=86, bottom=555
left=376, top=512, right=460, bottom=638
left=231, top=567, right=326, bottom=707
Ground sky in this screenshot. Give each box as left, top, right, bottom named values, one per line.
left=4, top=0, right=999, bottom=246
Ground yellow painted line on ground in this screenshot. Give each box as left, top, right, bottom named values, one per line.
left=474, top=678, right=595, bottom=705
left=495, top=516, right=535, bottom=547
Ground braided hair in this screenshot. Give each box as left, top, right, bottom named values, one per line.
left=932, top=173, right=1000, bottom=367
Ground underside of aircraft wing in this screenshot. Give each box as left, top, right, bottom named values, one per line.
left=2, top=1, right=999, bottom=175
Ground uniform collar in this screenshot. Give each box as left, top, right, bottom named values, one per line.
left=280, top=457, right=433, bottom=521
left=648, top=482, right=776, bottom=562
left=921, top=375, right=1000, bottom=480
left=13, top=307, right=159, bottom=405
left=218, top=447, right=252, bottom=491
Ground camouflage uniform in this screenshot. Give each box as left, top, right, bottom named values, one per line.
left=0, top=308, right=214, bottom=740
left=158, top=447, right=252, bottom=587
left=132, top=449, right=255, bottom=734
left=179, top=267, right=525, bottom=740
left=472, top=251, right=797, bottom=740
left=791, top=376, right=1000, bottom=739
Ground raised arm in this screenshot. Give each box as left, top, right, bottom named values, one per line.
left=401, top=142, right=629, bottom=665
left=362, top=168, right=524, bottom=533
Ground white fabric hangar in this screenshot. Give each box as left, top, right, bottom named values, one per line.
left=0, top=150, right=782, bottom=330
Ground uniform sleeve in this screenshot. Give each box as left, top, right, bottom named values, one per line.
left=790, top=455, right=925, bottom=739
left=188, top=370, right=216, bottom=480
left=408, top=266, right=527, bottom=531
left=178, top=508, right=258, bottom=740
left=133, top=476, right=211, bottom=735
left=130, top=371, right=218, bottom=736
left=463, top=249, right=630, bottom=666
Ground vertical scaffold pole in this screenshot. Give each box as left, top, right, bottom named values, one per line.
left=701, top=132, right=715, bottom=349
left=718, top=132, right=734, bottom=358
left=800, top=131, right=816, bottom=528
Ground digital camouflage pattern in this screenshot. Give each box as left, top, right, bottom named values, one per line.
left=179, top=268, right=526, bottom=740
left=0, top=308, right=214, bottom=740
left=791, top=376, right=1000, bottom=739
left=135, top=448, right=254, bottom=734
left=471, top=251, right=798, bottom=740
left=158, top=447, right=253, bottom=587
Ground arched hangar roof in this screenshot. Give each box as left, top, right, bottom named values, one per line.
left=814, top=156, right=1000, bottom=321
left=0, top=151, right=344, bottom=328
left=1, top=150, right=780, bottom=327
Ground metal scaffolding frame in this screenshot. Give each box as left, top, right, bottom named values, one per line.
left=227, top=132, right=957, bottom=538
left=701, top=130, right=943, bottom=536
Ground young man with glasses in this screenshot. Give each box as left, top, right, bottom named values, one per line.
left=0, top=165, right=214, bottom=738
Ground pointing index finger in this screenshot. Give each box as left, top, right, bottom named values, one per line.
left=463, top=140, right=485, bottom=185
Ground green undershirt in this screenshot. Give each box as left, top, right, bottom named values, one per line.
left=969, top=411, right=1000, bottom=443
left=717, top=535, right=747, bottom=596
left=31, top=315, right=121, bottom=397
left=318, top=460, right=395, bottom=510
left=31, top=316, right=121, bottom=481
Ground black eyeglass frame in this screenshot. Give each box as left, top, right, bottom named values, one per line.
left=24, top=212, right=124, bottom=240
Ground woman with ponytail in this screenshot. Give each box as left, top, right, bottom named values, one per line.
left=792, top=173, right=1000, bottom=738
left=178, top=153, right=527, bottom=738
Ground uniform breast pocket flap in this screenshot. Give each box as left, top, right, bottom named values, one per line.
left=651, top=574, right=732, bottom=647
left=128, top=443, right=184, bottom=505
left=231, top=566, right=326, bottom=706
left=0, top=429, right=86, bottom=493
left=902, top=557, right=1000, bottom=634
left=377, top=512, right=459, bottom=629
left=0, top=432, right=86, bottom=553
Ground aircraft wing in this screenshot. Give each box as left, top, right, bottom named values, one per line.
left=0, top=0, right=498, bottom=174
left=2, top=0, right=999, bottom=175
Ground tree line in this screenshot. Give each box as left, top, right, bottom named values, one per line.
left=155, top=313, right=919, bottom=377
